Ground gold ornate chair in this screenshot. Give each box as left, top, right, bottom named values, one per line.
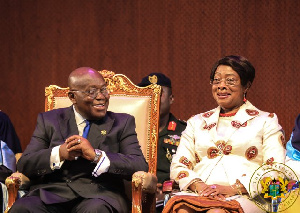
left=4, top=154, right=29, bottom=213
left=5, top=70, right=161, bottom=213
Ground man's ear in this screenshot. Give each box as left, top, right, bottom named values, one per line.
left=170, top=94, right=174, bottom=105
left=68, top=92, right=76, bottom=104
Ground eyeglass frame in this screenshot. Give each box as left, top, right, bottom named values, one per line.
left=70, top=87, right=109, bottom=99
left=210, top=77, right=239, bottom=86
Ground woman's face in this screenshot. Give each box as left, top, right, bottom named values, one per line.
left=212, top=65, right=247, bottom=113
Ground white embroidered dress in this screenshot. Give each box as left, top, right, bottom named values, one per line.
left=170, top=101, right=286, bottom=212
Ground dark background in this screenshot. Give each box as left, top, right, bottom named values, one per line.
left=0, top=0, right=299, bottom=150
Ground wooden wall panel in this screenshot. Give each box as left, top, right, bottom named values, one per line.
left=0, top=0, right=299, bottom=150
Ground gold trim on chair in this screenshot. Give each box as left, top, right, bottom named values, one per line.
left=4, top=176, right=21, bottom=213
left=102, top=72, right=160, bottom=174
left=45, top=85, right=69, bottom=112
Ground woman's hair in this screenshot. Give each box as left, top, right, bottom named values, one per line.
left=210, top=55, right=255, bottom=87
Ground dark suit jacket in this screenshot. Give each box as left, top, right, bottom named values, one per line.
left=17, top=106, right=148, bottom=213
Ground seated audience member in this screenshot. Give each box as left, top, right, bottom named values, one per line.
left=285, top=114, right=300, bottom=179
left=9, top=67, right=148, bottom=213
left=164, top=56, right=285, bottom=213
left=0, top=111, right=22, bottom=211
left=138, top=73, right=187, bottom=184
left=138, top=73, right=187, bottom=211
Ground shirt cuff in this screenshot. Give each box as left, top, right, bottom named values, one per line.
left=92, top=151, right=110, bottom=177
left=50, top=145, right=65, bottom=170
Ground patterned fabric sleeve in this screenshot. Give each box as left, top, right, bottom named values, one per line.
left=261, top=112, right=286, bottom=164
left=240, top=112, right=286, bottom=194
left=170, top=115, right=201, bottom=191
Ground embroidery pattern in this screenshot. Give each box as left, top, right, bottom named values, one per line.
left=207, top=147, right=219, bottom=159
left=223, top=144, right=232, bottom=155
left=176, top=171, right=189, bottom=181
left=208, top=140, right=233, bottom=159
left=203, top=123, right=216, bottom=130
left=246, top=109, right=259, bottom=116
left=216, top=140, right=232, bottom=155
left=203, top=111, right=214, bottom=118
left=216, top=140, right=226, bottom=150
left=266, top=157, right=274, bottom=165
left=245, top=146, right=258, bottom=160
left=179, top=156, right=193, bottom=169
left=231, top=121, right=247, bottom=128
left=195, top=153, right=201, bottom=163
left=268, top=113, right=274, bottom=118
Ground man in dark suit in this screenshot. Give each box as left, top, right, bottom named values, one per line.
left=10, top=67, right=148, bottom=213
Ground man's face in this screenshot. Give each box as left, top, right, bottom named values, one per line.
left=70, top=72, right=109, bottom=120
left=160, top=86, right=174, bottom=118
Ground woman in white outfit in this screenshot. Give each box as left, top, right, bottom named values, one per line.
left=165, top=55, right=286, bottom=213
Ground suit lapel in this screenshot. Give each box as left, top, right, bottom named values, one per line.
left=57, top=108, right=116, bottom=148
left=87, top=113, right=115, bottom=149
left=58, top=107, right=79, bottom=141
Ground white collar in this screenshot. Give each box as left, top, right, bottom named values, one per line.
left=73, top=105, right=86, bottom=126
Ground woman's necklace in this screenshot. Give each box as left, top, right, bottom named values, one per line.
left=219, top=111, right=237, bottom=117
left=219, top=103, right=244, bottom=117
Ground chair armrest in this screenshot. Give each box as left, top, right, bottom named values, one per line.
left=132, top=171, right=158, bottom=213
left=4, top=172, right=30, bottom=213
left=8, top=172, right=30, bottom=189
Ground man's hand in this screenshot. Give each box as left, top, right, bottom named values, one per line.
left=63, top=135, right=96, bottom=161
left=59, top=142, right=81, bottom=161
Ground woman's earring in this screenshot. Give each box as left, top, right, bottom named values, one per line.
left=243, top=93, right=247, bottom=102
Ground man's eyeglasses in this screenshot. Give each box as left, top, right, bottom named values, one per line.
left=70, top=87, right=109, bottom=99
left=210, top=78, right=238, bottom=86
